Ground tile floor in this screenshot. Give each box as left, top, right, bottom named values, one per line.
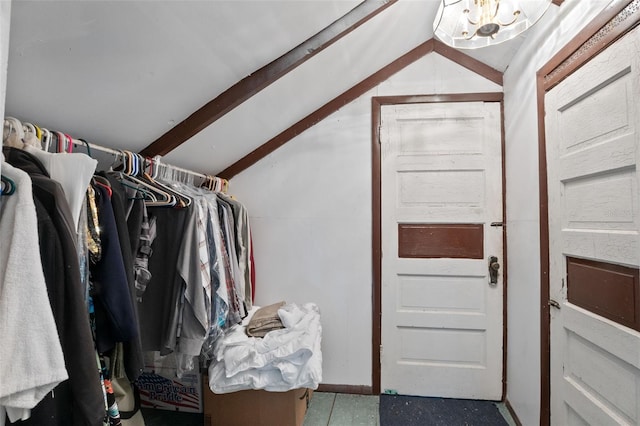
left=303, top=392, right=518, bottom=426
left=304, top=392, right=380, bottom=426
left=142, top=392, right=519, bottom=425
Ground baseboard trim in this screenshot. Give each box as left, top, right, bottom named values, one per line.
left=505, top=399, right=523, bottom=426
left=317, top=384, right=373, bottom=395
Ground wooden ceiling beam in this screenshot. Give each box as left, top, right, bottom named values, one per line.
left=433, top=40, right=503, bottom=86
left=218, top=39, right=436, bottom=179
left=139, top=0, right=398, bottom=158
left=218, top=37, right=505, bottom=180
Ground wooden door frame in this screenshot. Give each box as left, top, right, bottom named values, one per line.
left=536, top=1, right=640, bottom=424
left=371, top=92, right=506, bottom=396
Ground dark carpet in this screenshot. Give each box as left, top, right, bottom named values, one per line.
left=141, top=408, right=203, bottom=426
left=379, top=395, right=509, bottom=426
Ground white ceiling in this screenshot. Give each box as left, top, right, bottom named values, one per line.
left=5, top=0, right=537, bottom=175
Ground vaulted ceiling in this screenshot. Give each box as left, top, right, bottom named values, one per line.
left=5, top=0, right=548, bottom=176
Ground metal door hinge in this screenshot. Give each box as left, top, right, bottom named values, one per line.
left=549, top=299, right=561, bottom=309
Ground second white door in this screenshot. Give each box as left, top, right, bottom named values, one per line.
left=546, top=25, right=640, bottom=426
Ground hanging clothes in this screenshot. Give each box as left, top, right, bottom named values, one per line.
left=150, top=181, right=253, bottom=362
left=22, top=144, right=97, bottom=232
left=90, top=183, right=139, bottom=353
left=216, top=197, right=245, bottom=326
left=99, top=171, right=145, bottom=381
left=218, top=193, right=253, bottom=312
left=137, top=206, right=190, bottom=354
left=0, top=159, right=68, bottom=425
left=174, top=197, right=210, bottom=360
left=124, top=185, right=145, bottom=258
left=249, top=231, right=256, bottom=303
left=3, top=147, right=105, bottom=426
left=2, top=122, right=258, bottom=424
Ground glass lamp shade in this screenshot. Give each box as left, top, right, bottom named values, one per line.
left=433, top=0, right=552, bottom=49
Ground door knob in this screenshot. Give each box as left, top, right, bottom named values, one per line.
left=489, top=256, right=500, bottom=285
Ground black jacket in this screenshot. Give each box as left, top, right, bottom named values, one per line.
left=3, top=147, right=105, bottom=426
left=99, top=171, right=144, bottom=381
left=91, top=184, right=138, bottom=353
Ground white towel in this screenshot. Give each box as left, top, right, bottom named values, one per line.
left=0, top=161, right=68, bottom=413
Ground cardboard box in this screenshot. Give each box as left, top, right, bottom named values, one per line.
left=203, top=382, right=312, bottom=426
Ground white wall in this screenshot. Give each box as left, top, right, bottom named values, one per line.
left=503, top=1, right=610, bottom=424
left=233, top=0, right=615, bottom=416
left=231, top=53, right=500, bottom=387
left=0, top=1, right=11, bottom=124
left=166, top=1, right=440, bottom=174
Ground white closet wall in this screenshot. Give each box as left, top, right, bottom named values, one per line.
left=0, top=1, right=11, bottom=124
left=231, top=53, right=500, bottom=387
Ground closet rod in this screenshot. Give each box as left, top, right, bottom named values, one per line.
left=53, top=132, right=213, bottom=184
left=4, top=116, right=215, bottom=183
left=69, top=138, right=209, bottom=181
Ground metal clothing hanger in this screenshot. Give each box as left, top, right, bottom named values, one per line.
left=64, top=134, right=73, bottom=153
left=34, top=125, right=42, bottom=141
left=1, top=174, right=16, bottom=196
left=130, top=152, right=138, bottom=177
left=117, top=178, right=157, bottom=202
left=116, top=172, right=174, bottom=206
left=56, top=131, right=66, bottom=153
left=22, top=122, right=41, bottom=149
left=2, top=119, right=12, bottom=143
left=146, top=169, right=192, bottom=208
left=114, top=151, right=176, bottom=207
left=22, top=122, right=36, bottom=134
left=201, top=175, right=214, bottom=192
left=92, top=176, right=113, bottom=198
left=41, top=128, right=52, bottom=152
left=126, top=150, right=134, bottom=175
left=152, top=156, right=161, bottom=180
left=150, top=158, right=195, bottom=207
left=3, top=117, right=24, bottom=148
left=77, top=138, right=93, bottom=158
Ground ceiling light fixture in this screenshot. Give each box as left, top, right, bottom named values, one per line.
left=433, top=0, right=552, bottom=49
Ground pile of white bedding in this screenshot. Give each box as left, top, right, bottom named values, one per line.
left=208, top=302, right=322, bottom=393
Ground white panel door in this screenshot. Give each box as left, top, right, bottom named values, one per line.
left=546, top=27, right=640, bottom=425
left=380, top=101, right=503, bottom=399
